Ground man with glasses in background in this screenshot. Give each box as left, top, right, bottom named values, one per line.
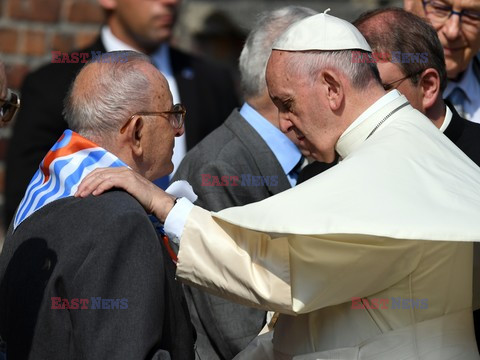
left=405, top=0, right=480, bottom=123
left=0, top=52, right=195, bottom=360
left=0, top=61, right=20, bottom=127
left=354, top=7, right=480, bottom=350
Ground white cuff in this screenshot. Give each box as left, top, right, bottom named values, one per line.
left=164, top=180, right=197, bottom=244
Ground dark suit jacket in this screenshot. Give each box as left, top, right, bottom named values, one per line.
left=0, top=191, right=195, bottom=360
left=444, top=101, right=480, bottom=167
left=172, top=109, right=292, bottom=359
left=5, top=38, right=239, bottom=226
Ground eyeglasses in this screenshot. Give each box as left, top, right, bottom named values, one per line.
left=423, top=0, right=480, bottom=31
left=120, top=103, right=186, bottom=134
left=382, top=69, right=424, bottom=91
left=0, top=89, right=20, bottom=125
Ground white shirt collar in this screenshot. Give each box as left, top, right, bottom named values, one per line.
left=439, top=105, right=452, bottom=133
left=336, top=90, right=403, bottom=159
left=101, top=26, right=138, bottom=52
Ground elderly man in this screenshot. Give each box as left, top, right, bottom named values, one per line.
left=4, top=0, right=239, bottom=227
left=76, top=12, right=480, bottom=359
left=404, top=0, right=480, bottom=123
left=0, top=61, right=20, bottom=127
left=172, top=6, right=316, bottom=359
left=0, top=52, right=194, bottom=359
left=355, top=7, right=480, bottom=165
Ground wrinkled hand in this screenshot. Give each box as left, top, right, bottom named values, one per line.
left=75, top=167, right=176, bottom=222
left=404, top=0, right=426, bottom=17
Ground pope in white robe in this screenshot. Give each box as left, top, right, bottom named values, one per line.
left=173, top=91, right=480, bottom=359
left=169, top=12, right=480, bottom=360
left=75, top=10, right=480, bottom=360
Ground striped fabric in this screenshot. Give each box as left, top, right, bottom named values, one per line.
left=13, top=130, right=128, bottom=231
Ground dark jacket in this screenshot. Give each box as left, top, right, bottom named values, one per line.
left=0, top=191, right=195, bottom=360
left=444, top=101, right=480, bottom=167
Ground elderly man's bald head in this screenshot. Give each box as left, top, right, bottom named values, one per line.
left=63, top=51, right=169, bottom=145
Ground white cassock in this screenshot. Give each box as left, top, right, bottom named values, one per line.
left=169, top=92, right=480, bottom=359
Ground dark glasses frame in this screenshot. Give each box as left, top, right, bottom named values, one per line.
left=120, top=103, right=186, bottom=134
left=0, top=89, right=20, bottom=124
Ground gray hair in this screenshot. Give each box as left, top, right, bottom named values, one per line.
left=239, top=6, right=317, bottom=99
left=63, top=51, right=153, bottom=141
left=284, top=50, right=381, bottom=89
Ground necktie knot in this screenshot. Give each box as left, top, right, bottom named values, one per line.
left=448, top=87, right=469, bottom=119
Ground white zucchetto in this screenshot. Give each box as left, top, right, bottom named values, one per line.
left=273, top=9, right=372, bottom=52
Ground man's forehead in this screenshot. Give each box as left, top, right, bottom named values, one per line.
left=450, top=0, right=480, bottom=8
left=267, top=50, right=289, bottom=69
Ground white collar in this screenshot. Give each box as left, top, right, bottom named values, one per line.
left=101, top=26, right=172, bottom=76
left=439, top=105, right=453, bottom=133
left=101, top=26, right=138, bottom=52
left=336, top=90, right=405, bottom=159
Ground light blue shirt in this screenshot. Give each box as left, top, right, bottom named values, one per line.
left=444, top=58, right=480, bottom=124
left=240, top=102, right=302, bottom=187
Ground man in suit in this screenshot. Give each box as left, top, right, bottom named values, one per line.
left=355, top=7, right=480, bottom=166
left=300, top=6, right=480, bottom=184
left=0, top=51, right=195, bottom=359
left=172, top=6, right=316, bottom=359
left=4, top=0, right=239, bottom=227
left=404, top=0, right=480, bottom=124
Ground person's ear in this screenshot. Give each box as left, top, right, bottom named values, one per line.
left=98, top=0, right=117, bottom=11
left=121, top=115, right=144, bottom=157
left=319, top=69, right=344, bottom=111
left=419, top=68, right=440, bottom=111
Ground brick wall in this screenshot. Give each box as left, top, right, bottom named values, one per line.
left=0, top=0, right=104, bottom=240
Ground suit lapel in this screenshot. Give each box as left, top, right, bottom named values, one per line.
left=444, top=100, right=465, bottom=144
left=224, top=110, right=292, bottom=194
